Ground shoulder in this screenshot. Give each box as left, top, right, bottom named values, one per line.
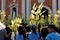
left=16, top=34, right=24, bottom=39
left=16, top=34, right=19, bottom=37
left=55, top=32, right=60, bottom=37
left=48, top=32, right=55, bottom=36
left=16, top=34, right=20, bottom=40
left=1, top=29, right=7, bottom=34
left=45, top=32, right=54, bottom=39
left=28, top=32, right=33, bottom=37
left=28, top=32, right=32, bottom=36
left=29, top=32, right=32, bottom=34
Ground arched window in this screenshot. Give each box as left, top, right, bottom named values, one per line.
left=41, top=7, right=48, bottom=18
left=12, top=7, right=17, bottom=18
left=41, top=6, right=52, bottom=18
left=9, top=3, right=18, bottom=18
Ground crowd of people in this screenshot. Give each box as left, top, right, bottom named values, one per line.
left=0, top=2, right=60, bottom=40
left=0, top=22, right=60, bottom=40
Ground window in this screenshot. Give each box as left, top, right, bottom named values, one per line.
left=12, top=7, right=17, bottom=18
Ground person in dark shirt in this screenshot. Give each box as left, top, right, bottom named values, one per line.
left=5, top=27, right=12, bottom=40
left=0, top=29, right=7, bottom=40
left=0, top=22, right=11, bottom=40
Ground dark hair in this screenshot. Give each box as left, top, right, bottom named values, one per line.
left=41, top=28, right=49, bottom=38
left=31, top=24, right=37, bottom=34
left=18, top=26, right=24, bottom=35
left=5, top=27, right=12, bottom=34
left=5, top=27, right=12, bottom=40
left=48, top=24, right=58, bottom=31
left=18, top=26, right=26, bottom=40
left=25, top=25, right=31, bottom=32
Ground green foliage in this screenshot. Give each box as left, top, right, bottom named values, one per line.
left=4, top=18, right=12, bottom=26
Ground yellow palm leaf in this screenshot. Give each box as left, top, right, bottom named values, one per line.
left=33, top=3, right=36, bottom=9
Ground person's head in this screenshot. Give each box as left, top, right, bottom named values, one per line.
left=25, top=25, right=31, bottom=32
left=18, top=26, right=24, bottom=35
left=48, top=24, right=57, bottom=33
left=31, top=24, right=37, bottom=34
left=5, top=27, right=12, bottom=34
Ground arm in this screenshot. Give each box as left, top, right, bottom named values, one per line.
left=5, top=32, right=12, bottom=38
left=4, top=29, right=12, bottom=38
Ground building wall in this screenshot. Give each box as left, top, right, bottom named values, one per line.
left=31, top=0, right=38, bottom=9
left=31, top=0, right=52, bottom=10
left=0, top=0, right=1, bottom=10
left=6, top=0, right=22, bottom=16
left=18, top=0, right=22, bottom=15
left=0, top=0, right=58, bottom=18
left=44, top=0, right=52, bottom=10
left=6, top=0, right=10, bottom=16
